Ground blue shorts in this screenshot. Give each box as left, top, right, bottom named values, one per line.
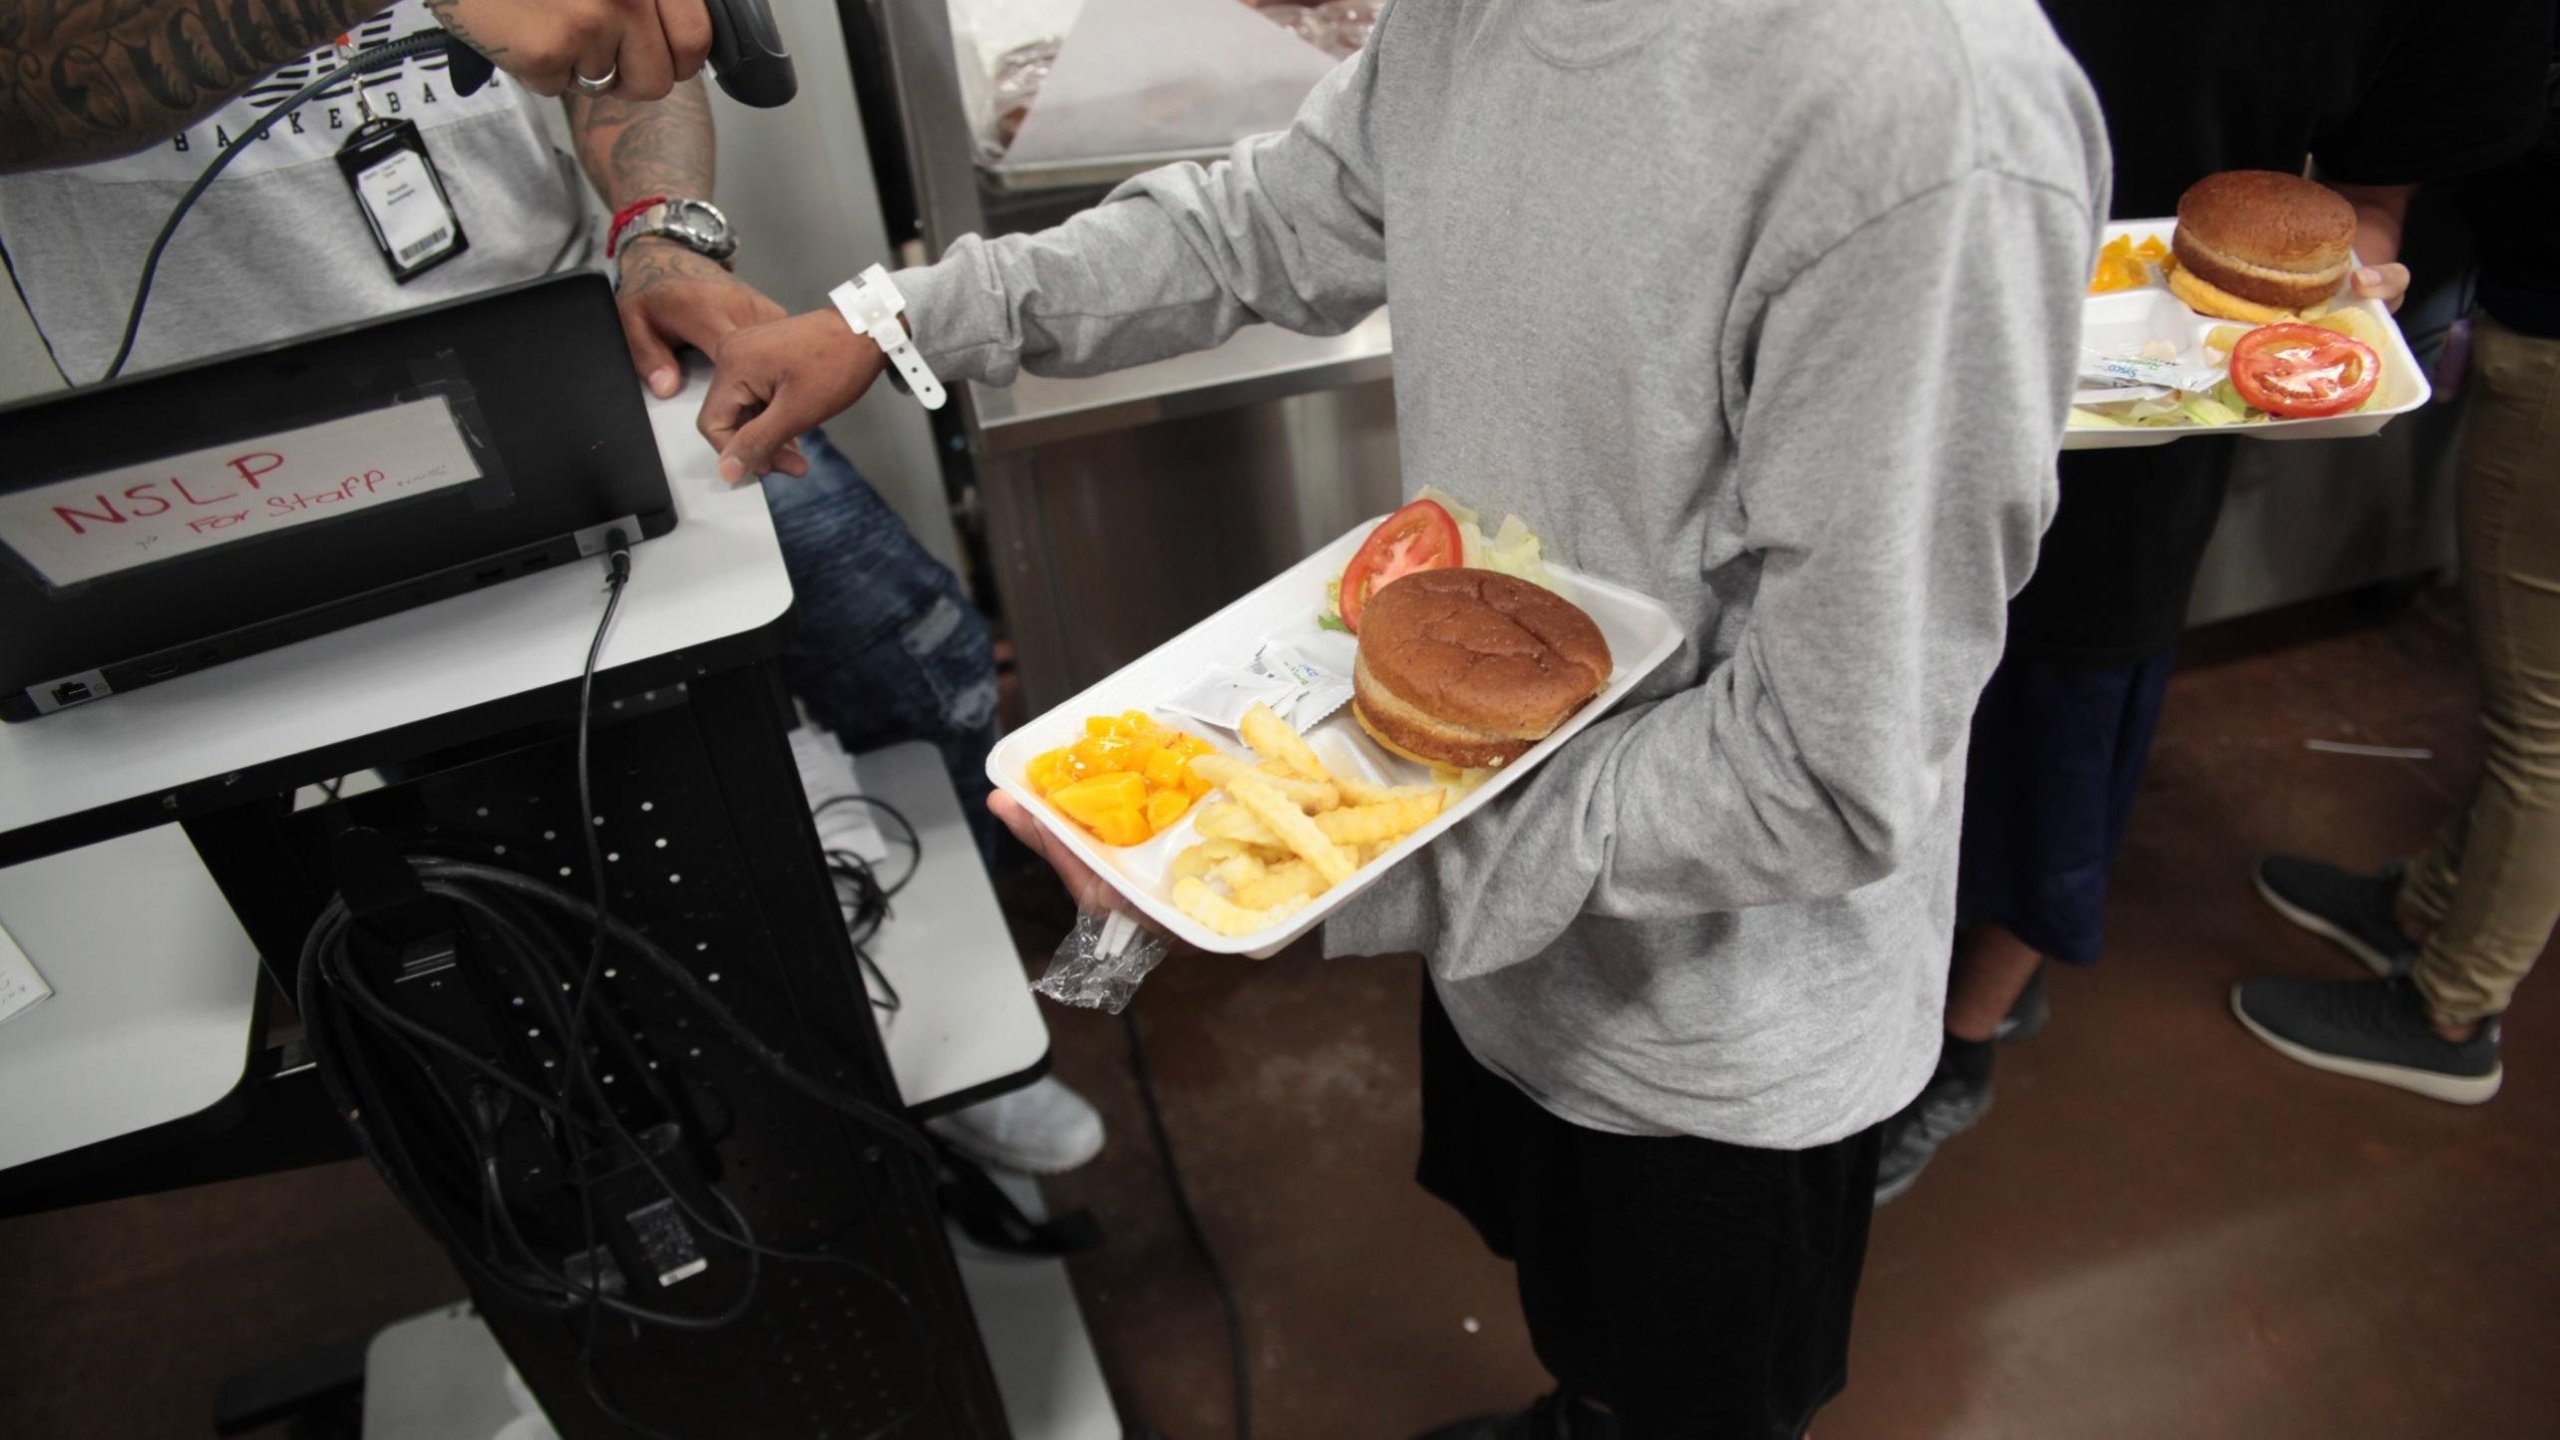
left=1955, top=645, right=2177, bottom=965
left=762, top=430, right=999, bottom=852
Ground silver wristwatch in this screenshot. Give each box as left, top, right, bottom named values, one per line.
left=619, top=197, right=738, bottom=267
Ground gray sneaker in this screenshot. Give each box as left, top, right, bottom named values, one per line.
left=1873, top=1069, right=1992, bottom=1205
left=2231, top=976, right=2502, bottom=1105
left=2254, top=857, right=2421, bottom=978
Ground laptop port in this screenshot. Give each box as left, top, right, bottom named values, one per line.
left=475, top=566, right=508, bottom=585
left=50, top=679, right=92, bottom=706
left=142, top=658, right=184, bottom=679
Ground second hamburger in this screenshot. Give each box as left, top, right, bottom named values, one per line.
left=1352, top=568, right=1612, bottom=769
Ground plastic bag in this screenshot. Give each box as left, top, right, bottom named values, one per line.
left=1034, top=908, right=1169, bottom=1012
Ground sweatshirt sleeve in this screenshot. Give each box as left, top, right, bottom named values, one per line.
left=1345, top=168, right=2094, bottom=978
left=888, top=39, right=1389, bottom=386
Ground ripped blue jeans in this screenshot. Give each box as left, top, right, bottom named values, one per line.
left=763, top=429, right=999, bottom=854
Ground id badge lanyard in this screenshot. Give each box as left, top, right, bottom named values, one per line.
left=333, top=38, right=469, bottom=282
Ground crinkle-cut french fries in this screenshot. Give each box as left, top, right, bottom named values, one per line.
left=1190, top=751, right=1339, bottom=812
left=1174, top=876, right=1310, bottom=937
left=1333, top=774, right=1445, bottom=808
left=1320, top=791, right=1446, bottom=846
left=1242, top=702, right=1332, bottom=782
left=1193, top=801, right=1275, bottom=845
left=1168, top=836, right=1257, bottom=883
left=1160, top=709, right=1449, bottom=939
left=1234, top=859, right=1327, bottom=910
left=1170, top=843, right=1216, bottom=883
left=1227, top=771, right=1357, bottom=884
left=1197, top=794, right=1448, bottom=851
left=1212, top=850, right=1268, bottom=892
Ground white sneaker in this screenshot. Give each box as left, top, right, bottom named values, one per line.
left=929, top=1076, right=1106, bottom=1175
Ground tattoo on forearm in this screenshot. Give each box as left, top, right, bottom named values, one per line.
left=566, top=76, right=711, bottom=211
left=0, top=0, right=383, bottom=171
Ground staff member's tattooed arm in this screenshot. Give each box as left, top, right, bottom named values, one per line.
left=0, top=0, right=385, bottom=173
left=566, top=80, right=800, bottom=474
left=0, top=0, right=711, bottom=174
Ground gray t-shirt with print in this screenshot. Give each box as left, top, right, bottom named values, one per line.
left=0, top=0, right=588, bottom=384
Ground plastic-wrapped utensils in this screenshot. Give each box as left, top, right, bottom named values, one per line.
left=1034, top=908, right=1169, bottom=1013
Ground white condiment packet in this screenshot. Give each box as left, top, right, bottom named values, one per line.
left=2071, top=383, right=2172, bottom=405
left=2079, top=348, right=2225, bottom=395
left=1156, top=642, right=1353, bottom=734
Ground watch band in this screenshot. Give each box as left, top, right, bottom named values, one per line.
left=604, top=195, right=667, bottom=258
left=830, top=265, right=946, bottom=410
left=614, top=197, right=737, bottom=267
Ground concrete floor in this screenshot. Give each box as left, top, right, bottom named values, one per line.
left=4, top=588, right=2554, bottom=1439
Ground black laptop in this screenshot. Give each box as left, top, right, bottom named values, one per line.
left=0, top=273, right=675, bottom=721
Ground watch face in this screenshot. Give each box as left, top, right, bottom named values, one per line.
left=661, top=199, right=736, bottom=261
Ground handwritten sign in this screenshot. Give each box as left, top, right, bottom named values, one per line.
left=0, top=396, right=483, bottom=588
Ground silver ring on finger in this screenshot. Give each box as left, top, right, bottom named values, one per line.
left=572, top=64, right=619, bottom=94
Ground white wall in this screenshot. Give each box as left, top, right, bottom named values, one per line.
left=705, top=0, right=961, bottom=574
left=0, top=0, right=961, bottom=574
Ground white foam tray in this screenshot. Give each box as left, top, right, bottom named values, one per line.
left=989, top=520, right=1685, bottom=956
left=2065, top=218, right=2431, bottom=450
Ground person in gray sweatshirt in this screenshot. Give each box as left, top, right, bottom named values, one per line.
left=703, top=1, right=2106, bottom=1433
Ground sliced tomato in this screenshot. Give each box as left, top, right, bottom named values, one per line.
left=2229, top=323, right=2381, bottom=419
left=1338, top=499, right=1463, bottom=633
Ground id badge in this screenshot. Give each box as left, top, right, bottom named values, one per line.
left=337, top=117, right=468, bottom=282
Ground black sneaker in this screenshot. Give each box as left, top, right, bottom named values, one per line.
left=1872, top=1068, right=1992, bottom=1205
left=2254, top=857, right=2421, bottom=978
left=2230, top=976, right=2502, bottom=1104
left=1410, top=1392, right=1615, bottom=1440
left=1995, top=965, right=2050, bottom=1043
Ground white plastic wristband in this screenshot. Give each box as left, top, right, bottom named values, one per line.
left=829, top=264, right=945, bottom=410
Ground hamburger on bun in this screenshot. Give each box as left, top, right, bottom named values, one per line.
left=1351, top=568, right=1612, bottom=769
left=2169, top=171, right=2358, bottom=322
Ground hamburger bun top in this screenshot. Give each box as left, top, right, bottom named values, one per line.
left=2174, top=171, right=2356, bottom=274
left=1355, top=569, right=1611, bottom=739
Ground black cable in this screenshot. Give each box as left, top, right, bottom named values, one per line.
left=413, top=858, right=938, bottom=1161
left=815, top=795, right=921, bottom=896
left=101, top=33, right=449, bottom=382
left=291, top=544, right=944, bottom=1440
left=823, top=847, right=901, bottom=1013
left=1124, top=1006, right=1251, bottom=1440
left=560, top=539, right=631, bottom=1106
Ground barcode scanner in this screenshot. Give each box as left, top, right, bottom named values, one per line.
left=443, top=0, right=798, bottom=108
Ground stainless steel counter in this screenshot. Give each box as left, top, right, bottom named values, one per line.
left=972, top=312, right=1394, bottom=453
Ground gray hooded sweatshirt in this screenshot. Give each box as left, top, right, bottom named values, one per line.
left=898, top=0, right=2109, bottom=1148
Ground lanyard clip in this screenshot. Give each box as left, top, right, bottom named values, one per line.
left=335, top=37, right=379, bottom=123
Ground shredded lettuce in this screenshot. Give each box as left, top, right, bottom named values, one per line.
left=1412, top=485, right=1481, bottom=533
left=2179, top=392, right=2247, bottom=427
left=1478, top=514, right=1554, bottom=588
